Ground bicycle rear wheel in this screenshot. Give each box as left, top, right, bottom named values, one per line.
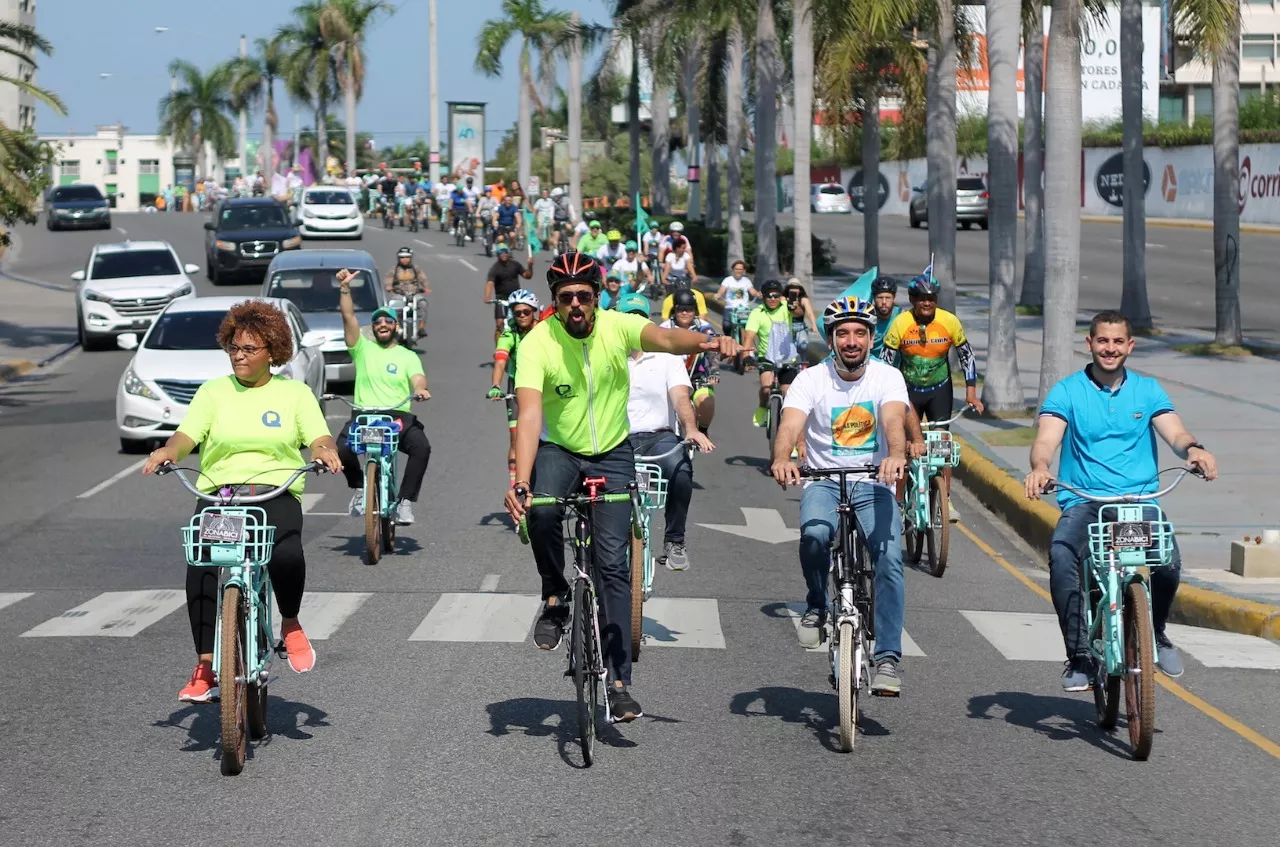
left=1094, top=658, right=1120, bottom=731
left=1124, top=581, right=1157, bottom=760
left=365, top=463, right=382, bottom=565
left=629, top=532, right=644, bottom=663
left=926, top=475, right=950, bottom=577
left=219, top=585, right=247, bottom=775
left=836, top=620, right=857, bottom=753
left=571, top=579, right=596, bottom=766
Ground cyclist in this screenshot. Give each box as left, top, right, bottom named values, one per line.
left=335, top=269, right=432, bottom=525
left=576, top=218, right=610, bottom=256
left=574, top=209, right=598, bottom=242
left=533, top=188, right=556, bottom=246
left=549, top=187, right=575, bottom=252
left=660, top=237, right=698, bottom=301
left=488, top=289, right=543, bottom=485
left=784, top=280, right=819, bottom=362
left=609, top=240, right=651, bottom=295
left=641, top=220, right=663, bottom=269
left=432, top=178, right=452, bottom=222
left=142, top=300, right=343, bottom=700
left=483, top=245, right=535, bottom=341
left=659, top=220, right=691, bottom=265
left=770, top=296, right=910, bottom=695
left=659, top=271, right=708, bottom=321
left=597, top=229, right=627, bottom=265
left=660, top=288, right=720, bottom=434
left=503, top=252, right=741, bottom=723
left=869, top=275, right=902, bottom=359
left=600, top=271, right=631, bottom=311
left=1023, top=310, right=1218, bottom=690
left=743, top=280, right=801, bottom=428
left=618, top=292, right=715, bottom=571
left=495, top=193, right=522, bottom=247
left=378, top=169, right=398, bottom=218
left=384, top=247, right=432, bottom=339
left=449, top=180, right=474, bottom=240
left=462, top=175, right=480, bottom=202
left=716, top=260, right=757, bottom=305
left=475, top=188, right=499, bottom=247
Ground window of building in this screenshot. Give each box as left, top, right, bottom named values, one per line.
left=1193, top=85, right=1214, bottom=118
left=1243, top=34, right=1275, bottom=62
left=139, top=159, right=160, bottom=175
left=61, top=160, right=80, bottom=177
left=106, top=151, right=118, bottom=175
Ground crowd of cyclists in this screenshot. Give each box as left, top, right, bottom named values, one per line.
left=141, top=194, right=1219, bottom=735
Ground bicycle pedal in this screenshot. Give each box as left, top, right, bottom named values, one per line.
left=273, top=639, right=288, bottom=659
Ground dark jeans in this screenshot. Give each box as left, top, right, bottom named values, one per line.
left=631, top=430, right=693, bottom=545
left=1049, top=501, right=1182, bottom=659
left=337, top=412, right=432, bottom=502
left=187, top=492, right=305, bottom=655
left=528, top=440, right=636, bottom=684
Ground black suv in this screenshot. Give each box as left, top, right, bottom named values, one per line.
left=204, top=197, right=301, bottom=284
left=47, top=184, right=111, bottom=231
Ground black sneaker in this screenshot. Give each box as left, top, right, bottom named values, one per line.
left=533, top=595, right=568, bottom=650
left=609, top=682, right=643, bottom=723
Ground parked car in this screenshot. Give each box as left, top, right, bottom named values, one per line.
left=204, top=197, right=301, bottom=285
left=810, top=182, right=853, bottom=214
left=47, top=184, right=111, bottom=230
left=114, top=296, right=327, bottom=453
left=908, top=176, right=989, bottom=230
left=72, top=240, right=200, bottom=351
left=259, top=248, right=388, bottom=384
left=298, top=186, right=364, bottom=239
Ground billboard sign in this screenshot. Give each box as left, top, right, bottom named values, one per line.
left=447, top=102, right=485, bottom=183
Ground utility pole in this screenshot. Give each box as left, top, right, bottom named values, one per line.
left=238, top=34, right=248, bottom=178
left=568, top=11, right=583, bottom=214
left=428, top=0, right=441, bottom=183
left=293, top=110, right=300, bottom=168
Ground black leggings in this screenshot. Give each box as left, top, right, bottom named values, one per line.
left=187, top=492, right=306, bottom=655
left=909, top=381, right=954, bottom=427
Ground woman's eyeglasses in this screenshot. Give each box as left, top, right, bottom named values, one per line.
left=224, top=344, right=264, bottom=357
left=556, top=290, right=596, bottom=306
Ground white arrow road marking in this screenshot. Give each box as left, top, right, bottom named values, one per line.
left=0, top=592, right=33, bottom=613
left=698, top=507, right=800, bottom=544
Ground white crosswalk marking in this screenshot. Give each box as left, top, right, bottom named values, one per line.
left=960, top=611, right=1064, bottom=662
left=409, top=593, right=542, bottom=642
left=272, top=592, right=372, bottom=641
left=302, top=493, right=324, bottom=514
left=21, top=590, right=186, bottom=638
left=1165, top=623, right=1280, bottom=670
left=0, top=592, right=32, bottom=612
left=782, top=602, right=926, bottom=656
left=641, top=598, right=725, bottom=649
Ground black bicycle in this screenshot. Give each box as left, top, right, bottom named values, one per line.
left=517, top=476, right=640, bottom=766
left=799, top=465, right=881, bottom=753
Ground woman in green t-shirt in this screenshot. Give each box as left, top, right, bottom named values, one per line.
left=143, top=301, right=342, bottom=704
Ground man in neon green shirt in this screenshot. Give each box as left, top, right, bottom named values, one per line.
left=575, top=219, right=609, bottom=257
left=742, top=279, right=802, bottom=427
left=503, top=251, right=740, bottom=724
left=335, top=269, right=431, bottom=525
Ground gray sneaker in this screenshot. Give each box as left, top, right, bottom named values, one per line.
left=871, top=658, right=902, bottom=696
left=664, top=541, right=689, bottom=571
left=347, top=491, right=364, bottom=517
left=1154, top=632, right=1184, bottom=678
left=395, top=500, right=416, bottom=526
left=797, top=608, right=825, bottom=648
left=1061, top=657, right=1093, bottom=692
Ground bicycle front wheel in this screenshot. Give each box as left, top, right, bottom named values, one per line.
left=247, top=599, right=270, bottom=740
left=1124, top=581, right=1157, bottom=760
left=765, top=392, right=783, bottom=448
left=630, top=532, right=645, bottom=663
left=219, top=585, right=248, bottom=775
left=836, top=620, right=857, bottom=753
left=571, top=579, right=597, bottom=766
left=926, top=474, right=950, bottom=577
left=365, top=462, right=382, bottom=565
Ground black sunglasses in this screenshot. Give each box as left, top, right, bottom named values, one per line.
left=556, top=289, right=596, bottom=306
left=511, top=307, right=536, bottom=318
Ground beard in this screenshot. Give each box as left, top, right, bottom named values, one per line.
left=835, top=345, right=868, bottom=373
left=563, top=308, right=592, bottom=338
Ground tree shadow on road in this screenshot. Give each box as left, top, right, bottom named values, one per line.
left=151, top=696, right=331, bottom=764
left=967, top=691, right=1131, bottom=759
left=486, top=696, right=656, bottom=769
left=723, top=454, right=771, bottom=475
left=0, top=319, right=77, bottom=350
left=730, top=686, right=889, bottom=753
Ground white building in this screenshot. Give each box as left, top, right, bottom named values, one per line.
left=1165, top=3, right=1280, bottom=124
left=0, top=0, right=37, bottom=132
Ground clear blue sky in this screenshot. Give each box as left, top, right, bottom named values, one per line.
left=35, top=0, right=611, bottom=156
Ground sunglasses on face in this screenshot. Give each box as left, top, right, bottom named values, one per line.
left=557, top=289, right=596, bottom=305
left=764, top=292, right=782, bottom=299
left=372, top=317, right=397, bottom=326
left=674, top=306, right=696, bottom=314
left=511, top=307, right=536, bottom=318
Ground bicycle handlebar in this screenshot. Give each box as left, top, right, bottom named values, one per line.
left=157, top=462, right=327, bottom=504
left=799, top=465, right=879, bottom=479
left=920, top=403, right=974, bottom=429
left=1044, top=466, right=1205, bottom=503
left=635, top=439, right=699, bottom=462
left=323, top=393, right=422, bottom=410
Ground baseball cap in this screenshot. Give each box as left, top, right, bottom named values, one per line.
left=617, top=292, right=650, bottom=316
left=624, top=240, right=638, bottom=251
left=371, top=307, right=398, bottom=323
left=589, top=219, right=602, bottom=229
left=496, top=244, right=511, bottom=255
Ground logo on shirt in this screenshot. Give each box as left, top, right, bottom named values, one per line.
left=554, top=383, right=576, bottom=399
left=831, top=402, right=877, bottom=455
left=386, top=362, right=399, bottom=375
left=261, top=410, right=282, bottom=428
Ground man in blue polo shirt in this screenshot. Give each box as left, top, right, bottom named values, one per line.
left=1023, top=310, right=1217, bottom=692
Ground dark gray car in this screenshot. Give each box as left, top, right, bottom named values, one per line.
left=47, top=184, right=111, bottom=231
left=908, top=176, right=989, bottom=230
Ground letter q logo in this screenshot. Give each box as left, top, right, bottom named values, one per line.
left=1161, top=165, right=1177, bottom=203
left=1239, top=156, right=1252, bottom=214
left=386, top=362, right=399, bottom=375
left=262, top=410, right=282, bottom=428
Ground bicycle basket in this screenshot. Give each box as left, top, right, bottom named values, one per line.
left=1087, top=503, right=1175, bottom=568
left=923, top=431, right=960, bottom=468
left=182, top=506, right=275, bottom=568
left=634, top=462, right=669, bottom=510
left=350, top=415, right=402, bottom=457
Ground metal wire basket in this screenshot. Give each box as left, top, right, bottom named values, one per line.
left=922, top=431, right=961, bottom=468
left=182, top=506, right=275, bottom=568
left=349, top=414, right=402, bottom=457
left=634, top=462, right=669, bottom=510
left=1087, top=502, right=1176, bottom=568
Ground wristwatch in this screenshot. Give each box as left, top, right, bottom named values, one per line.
left=1187, top=442, right=1206, bottom=452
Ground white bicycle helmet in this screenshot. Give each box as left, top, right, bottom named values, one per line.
left=506, top=288, right=541, bottom=309
left=550, top=187, right=564, bottom=198
left=669, top=221, right=685, bottom=233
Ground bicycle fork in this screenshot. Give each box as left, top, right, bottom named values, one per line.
left=213, top=569, right=275, bottom=687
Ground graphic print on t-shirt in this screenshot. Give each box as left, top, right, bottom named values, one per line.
left=831, top=401, right=877, bottom=455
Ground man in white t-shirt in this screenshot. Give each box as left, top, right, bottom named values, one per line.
left=621, top=295, right=715, bottom=571
left=771, top=295, right=910, bottom=696
left=609, top=241, right=651, bottom=294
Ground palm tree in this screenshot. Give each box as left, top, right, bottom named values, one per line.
left=754, top=0, right=781, bottom=282
left=279, top=1, right=337, bottom=179
left=319, top=0, right=393, bottom=177
left=158, top=60, right=238, bottom=179
left=0, top=19, right=64, bottom=238
left=1174, top=0, right=1242, bottom=345
left=1118, top=0, right=1152, bottom=331
left=647, top=22, right=673, bottom=213
left=725, top=15, right=746, bottom=259
left=1019, top=0, right=1045, bottom=310
left=927, top=0, right=959, bottom=312
left=477, top=0, right=574, bottom=194
left=983, top=0, right=1022, bottom=412
left=792, top=0, right=814, bottom=284
left=568, top=10, right=584, bottom=213
left=683, top=36, right=704, bottom=221
left=230, top=37, right=287, bottom=178
left=1039, top=0, right=1083, bottom=403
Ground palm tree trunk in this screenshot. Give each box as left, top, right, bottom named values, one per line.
left=726, top=16, right=745, bottom=262
left=1039, top=0, right=1083, bottom=403
left=1119, top=0, right=1151, bottom=330
left=1212, top=14, right=1243, bottom=345
left=792, top=0, right=813, bottom=284
left=519, top=41, right=534, bottom=194
left=862, top=94, right=880, bottom=269
left=1020, top=2, right=1046, bottom=309
left=754, top=0, right=780, bottom=282
left=629, top=36, right=642, bottom=201
left=344, top=78, right=357, bottom=177
left=568, top=14, right=583, bottom=215
left=707, top=147, right=722, bottom=227
left=929, top=0, right=958, bottom=311
left=684, top=41, right=703, bottom=221
left=984, top=0, right=1022, bottom=412
left=315, top=103, right=329, bottom=180
left=651, top=32, right=672, bottom=215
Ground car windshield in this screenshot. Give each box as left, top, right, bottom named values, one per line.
left=820, top=185, right=845, bottom=195
left=91, top=249, right=181, bottom=279
left=266, top=268, right=379, bottom=312
left=53, top=186, right=104, bottom=202
left=305, top=191, right=353, bottom=205
left=957, top=178, right=986, bottom=191
left=219, top=205, right=290, bottom=229
left=144, top=311, right=226, bottom=351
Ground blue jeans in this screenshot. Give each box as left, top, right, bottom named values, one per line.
left=799, top=480, right=905, bottom=662
left=630, top=430, right=693, bottom=544
left=1049, top=502, right=1182, bottom=659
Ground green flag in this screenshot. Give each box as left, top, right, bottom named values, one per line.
left=634, top=193, right=651, bottom=243
left=522, top=209, right=542, bottom=256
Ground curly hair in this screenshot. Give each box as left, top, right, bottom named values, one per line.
left=217, top=300, right=294, bottom=367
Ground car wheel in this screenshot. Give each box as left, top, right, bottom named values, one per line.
left=119, top=437, right=150, bottom=455
left=961, top=221, right=972, bottom=230
left=208, top=261, right=221, bottom=286
left=979, top=219, right=989, bottom=231
left=909, top=209, right=920, bottom=228
left=102, top=219, right=112, bottom=230
left=46, top=218, right=55, bottom=231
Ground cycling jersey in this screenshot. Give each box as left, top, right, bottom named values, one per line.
left=659, top=317, right=719, bottom=382
left=450, top=189, right=470, bottom=210
left=494, top=326, right=528, bottom=367
left=597, top=243, right=626, bottom=264
left=496, top=204, right=519, bottom=227
left=880, top=308, right=978, bottom=389
left=577, top=232, right=610, bottom=255
left=745, top=302, right=794, bottom=361
left=513, top=308, right=650, bottom=455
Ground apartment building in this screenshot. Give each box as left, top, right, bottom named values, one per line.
left=1164, top=1, right=1280, bottom=123
left=0, top=0, right=37, bottom=132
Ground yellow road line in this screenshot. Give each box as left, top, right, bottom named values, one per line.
left=956, top=522, right=1280, bottom=761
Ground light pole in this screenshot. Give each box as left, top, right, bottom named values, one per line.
left=428, top=0, right=440, bottom=183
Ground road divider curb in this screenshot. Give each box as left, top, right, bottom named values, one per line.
left=0, top=359, right=35, bottom=384
left=953, top=435, right=1280, bottom=640
left=1016, top=211, right=1280, bottom=236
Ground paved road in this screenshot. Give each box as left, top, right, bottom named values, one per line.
left=0, top=216, right=1277, bottom=845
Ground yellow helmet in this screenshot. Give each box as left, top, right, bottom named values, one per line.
left=606, top=229, right=622, bottom=241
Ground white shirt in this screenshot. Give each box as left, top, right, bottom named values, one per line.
left=574, top=220, right=590, bottom=237
left=627, top=352, right=691, bottom=433
left=610, top=257, right=643, bottom=281
left=534, top=197, right=555, bottom=219
left=721, top=275, right=754, bottom=303
left=597, top=243, right=627, bottom=263
left=781, top=358, right=909, bottom=487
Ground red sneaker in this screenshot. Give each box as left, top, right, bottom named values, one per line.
left=178, top=662, right=218, bottom=703
left=281, top=620, right=316, bottom=673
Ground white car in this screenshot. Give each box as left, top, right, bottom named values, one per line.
left=114, top=296, right=328, bottom=453
left=73, top=240, right=200, bottom=351
left=810, top=183, right=854, bottom=214
left=297, top=187, right=364, bottom=239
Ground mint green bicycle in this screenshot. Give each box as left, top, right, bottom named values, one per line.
left=629, top=440, right=696, bottom=662
left=1045, top=467, right=1203, bottom=760
left=902, top=404, right=969, bottom=577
